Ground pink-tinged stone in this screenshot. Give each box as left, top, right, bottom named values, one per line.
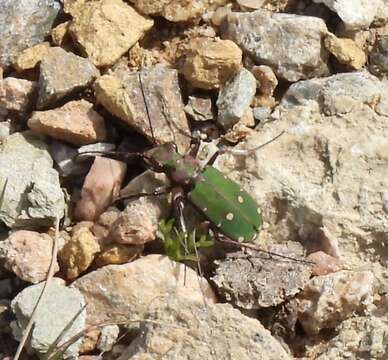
left=307, top=251, right=343, bottom=276
left=0, top=230, right=59, bottom=283
left=74, top=157, right=127, bottom=221
left=28, top=100, right=107, bottom=145
left=0, top=77, right=37, bottom=112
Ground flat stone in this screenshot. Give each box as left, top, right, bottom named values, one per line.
left=95, top=65, right=190, bottom=153
left=117, top=297, right=293, bottom=360
left=28, top=100, right=107, bottom=145
left=184, top=95, right=214, bottom=121
left=0, top=78, right=37, bottom=113
left=13, top=42, right=50, bottom=72
left=68, top=0, right=154, bottom=67
left=0, top=132, right=65, bottom=228
left=11, top=278, right=86, bottom=358
left=72, top=254, right=216, bottom=325
left=221, top=10, right=329, bottom=81
left=216, top=68, right=257, bottom=129
left=0, top=230, right=59, bottom=283
left=37, top=47, right=99, bottom=109
left=178, top=37, right=242, bottom=89
left=0, top=0, right=61, bottom=68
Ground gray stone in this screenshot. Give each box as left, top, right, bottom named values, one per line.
left=221, top=10, right=329, bottom=81
left=49, top=141, right=86, bottom=177
left=11, top=278, right=86, bottom=358
left=117, top=297, right=293, bottom=360
left=0, top=0, right=61, bottom=68
left=369, top=35, right=388, bottom=77
left=212, top=242, right=312, bottom=309
left=95, top=65, right=190, bottom=153
left=97, top=325, right=120, bottom=352
left=0, top=132, right=65, bottom=228
left=37, top=47, right=100, bottom=109
left=253, top=107, right=271, bottom=121
left=184, top=95, right=214, bottom=121
left=216, top=68, right=257, bottom=129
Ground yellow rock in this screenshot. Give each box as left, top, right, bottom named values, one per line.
left=13, top=42, right=50, bottom=72
left=324, top=33, right=367, bottom=70
left=179, top=38, right=242, bottom=89
left=95, top=244, right=143, bottom=266
left=68, top=0, right=154, bottom=67
left=51, top=21, right=71, bottom=46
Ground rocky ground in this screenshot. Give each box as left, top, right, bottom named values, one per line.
left=0, top=0, right=388, bottom=359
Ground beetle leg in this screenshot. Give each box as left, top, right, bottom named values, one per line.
left=114, top=186, right=171, bottom=204
left=205, top=149, right=221, bottom=167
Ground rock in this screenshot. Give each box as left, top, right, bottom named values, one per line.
left=130, top=0, right=228, bottom=22
left=0, top=78, right=37, bottom=113
left=37, top=47, right=100, bottom=109
left=324, top=33, right=367, bottom=69
left=97, top=325, right=119, bottom=352
left=222, top=107, right=255, bottom=143
left=95, top=66, right=190, bottom=153
left=221, top=10, right=329, bottom=81
left=74, top=157, right=127, bottom=221
left=92, top=206, right=121, bottom=241
left=28, top=100, right=107, bottom=145
left=0, top=230, right=59, bottom=283
left=72, top=254, right=216, bottom=325
left=314, top=316, right=388, bottom=359
left=295, top=270, right=374, bottom=334
left=312, top=0, right=384, bottom=30
left=59, top=226, right=101, bottom=279
left=216, top=68, right=256, bottom=129
left=94, top=243, right=143, bottom=266
left=0, top=132, right=65, bottom=228
left=117, top=297, right=293, bottom=360
left=307, top=251, right=343, bottom=276
left=236, top=0, right=266, bottom=10
left=184, top=95, right=214, bottom=121
left=237, top=0, right=291, bottom=11
left=251, top=65, right=278, bottom=97
left=252, top=106, right=271, bottom=121
left=0, top=299, right=11, bottom=333
left=212, top=242, right=312, bottom=309
left=0, top=0, right=61, bottom=68
left=369, top=35, right=388, bottom=76
left=13, top=42, right=50, bottom=72
left=51, top=21, right=71, bottom=46
left=11, top=278, right=86, bottom=358
left=218, top=71, right=388, bottom=270
left=178, top=37, right=242, bottom=90
left=68, top=0, right=154, bottom=67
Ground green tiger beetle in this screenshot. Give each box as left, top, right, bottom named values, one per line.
left=79, top=73, right=310, bottom=264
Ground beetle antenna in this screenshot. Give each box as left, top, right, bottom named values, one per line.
left=222, top=131, right=285, bottom=156
left=73, top=150, right=142, bottom=163
left=138, top=70, right=156, bottom=144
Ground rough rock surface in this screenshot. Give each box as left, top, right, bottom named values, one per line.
left=0, top=0, right=61, bottom=68
left=11, top=278, right=86, bottom=358
left=74, top=157, right=127, bottom=221
left=0, top=78, right=37, bottom=113
left=37, top=47, right=99, bottom=109
left=221, top=10, right=329, bottom=81
left=178, top=37, right=242, bottom=89
left=184, top=95, right=214, bottom=121
left=95, top=243, right=143, bottom=266
left=13, top=42, right=50, bottom=72
left=212, top=242, right=312, bottom=309
left=130, top=0, right=228, bottom=22
left=216, top=68, right=257, bottom=129
left=95, top=66, right=190, bottom=153
left=118, top=297, right=293, bottom=360
left=68, top=0, right=154, bottom=67
left=0, top=132, right=65, bottom=228
left=0, top=230, right=59, bottom=283
left=369, top=35, right=388, bottom=76
left=28, top=100, right=107, bottom=145
left=72, top=255, right=216, bottom=325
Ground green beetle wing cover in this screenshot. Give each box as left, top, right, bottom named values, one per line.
left=188, top=166, right=262, bottom=242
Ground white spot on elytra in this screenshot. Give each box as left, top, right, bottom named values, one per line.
left=257, top=208, right=261, bottom=214
left=203, top=207, right=208, bottom=212
left=217, top=223, right=221, bottom=227
left=226, top=213, right=234, bottom=221
left=238, top=195, right=244, bottom=203
left=238, top=236, right=244, bottom=242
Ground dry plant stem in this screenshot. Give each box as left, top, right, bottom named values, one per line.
left=13, top=216, right=61, bottom=360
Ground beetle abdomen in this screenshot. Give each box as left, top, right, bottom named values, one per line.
left=188, top=166, right=263, bottom=242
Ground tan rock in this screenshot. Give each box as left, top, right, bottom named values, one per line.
left=223, top=107, right=255, bottom=143
left=251, top=65, right=278, bottom=96
left=28, top=100, right=107, bottom=145
left=72, top=254, right=217, bottom=325
left=0, top=230, right=59, bottom=283
left=307, top=251, right=343, bottom=276
left=324, top=33, right=367, bottom=70
left=95, top=243, right=143, bottom=266
left=13, top=42, right=50, bottom=72
left=51, top=21, right=71, bottom=46
left=74, top=157, right=127, bottom=221
left=59, top=226, right=101, bottom=279
left=178, top=38, right=242, bottom=89
left=68, top=0, right=154, bottom=67
left=0, top=77, right=37, bottom=112
left=92, top=207, right=121, bottom=241
left=131, top=0, right=228, bottom=22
